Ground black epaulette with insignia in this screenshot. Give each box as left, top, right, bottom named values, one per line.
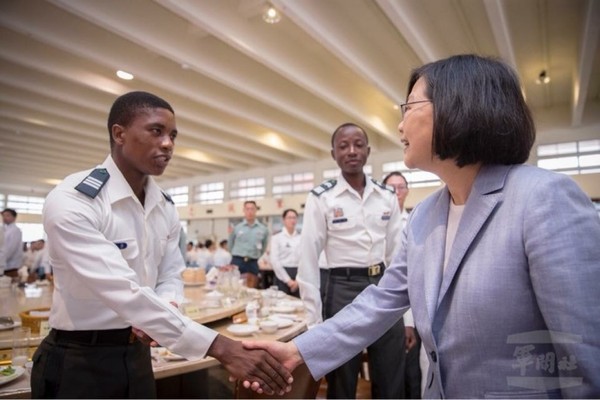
left=371, top=178, right=394, bottom=193
left=162, top=191, right=174, bottom=204
left=75, top=168, right=110, bottom=198
left=310, top=179, right=337, bottom=196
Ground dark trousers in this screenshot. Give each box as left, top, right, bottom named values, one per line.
left=405, top=329, right=422, bottom=398
left=274, top=267, right=300, bottom=298
left=31, top=328, right=155, bottom=398
left=231, top=255, right=259, bottom=275
left=323, top=271, right=406, bottom=399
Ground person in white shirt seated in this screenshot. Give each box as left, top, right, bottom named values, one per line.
left=213, top=239, right=232, bottom=267
left=184, top=241, right=198, bottom=267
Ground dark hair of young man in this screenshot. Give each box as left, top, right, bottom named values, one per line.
left=107, top=91, right=175, bottom=149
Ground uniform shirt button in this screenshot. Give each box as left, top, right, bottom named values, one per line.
left=430, top=351, right=437, bottom=363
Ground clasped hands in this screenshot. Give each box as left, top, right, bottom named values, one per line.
left=134, top=325, right=300, bottom=395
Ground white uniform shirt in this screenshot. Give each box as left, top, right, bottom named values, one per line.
left=3, top=222, right=23, bottom=270
left=270, top=229, right=301, bottom=283
left=297, top=175, right=402, bottom=325
left=213, top=248, right=232, bottom=267
left=0, top=224, right=5, bottom=273
left=44, top=155, right=217, bottom=360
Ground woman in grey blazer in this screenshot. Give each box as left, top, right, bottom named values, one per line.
left=245, top=55, right=600, bottom=398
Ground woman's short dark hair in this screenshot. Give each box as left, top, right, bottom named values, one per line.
left=282, top=208, right=298, bottom=218
left=407, top=54, right=535, bottom=167
left=107, top=91, right=174, bottom=148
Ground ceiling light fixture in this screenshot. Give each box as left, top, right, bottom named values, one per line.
left=536, top=70, right=550, bottom=85
left=263, top=3, right=281, bottom=24
left=116, top=70, right=134, bottom=80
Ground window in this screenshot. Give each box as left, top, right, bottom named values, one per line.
left=537, top=140, right=600, bottom=175
left=17, top=223, right=45, bottom=242
left=322, top=165, right=371, bottom=180
left=0, top=194, right=4, bottom=209
left=382, top=161, right=442, bottom=188
left=272, top=172, right=314, bottom=197
left=230, top=177, right=266, bottom=201
left=322, top=168, right=340, bottom=180
left=194, top=182, right=224, bottom=205
left=165, top=186, right=189, bottom=207
left=7, top=195, right=45, bottom=214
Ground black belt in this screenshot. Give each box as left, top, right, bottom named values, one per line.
left=51, top=327, right=136, bottom=345
left=330, top=262, right=385, bottom=277
left=233, top=255, right=257, bottom=262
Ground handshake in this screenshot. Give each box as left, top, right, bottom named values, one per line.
left=208, top=335, right=304, bottom=395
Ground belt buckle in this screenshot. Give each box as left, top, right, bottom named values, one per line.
left=368, top=264, right=381, bottom=276
left=244, top=257, right=249, bottom=262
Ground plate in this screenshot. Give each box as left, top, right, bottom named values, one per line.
left=205, top=290, right=224, bottom=299
left=269, top=318, right=293, bottom=329
left=270, top=305, right=295, bottom=314
left=151, top=347, right=186, bottom=362
left=0, top=366, right=26, bottom=386
left=0, top=321, right=21, bottom=331
left=226, top=324, right=259, bottom=337
left=278, top=300, right=304, bottom=311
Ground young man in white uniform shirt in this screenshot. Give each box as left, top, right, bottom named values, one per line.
left=31, top=91, right=290, bottom=398
left=270, top=208, right=301, bottom=296
left=296, top=123, right=407, bottom=399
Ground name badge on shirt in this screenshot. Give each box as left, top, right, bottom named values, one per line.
left=332, top=218, right=348, bottom=224
left=114, top=242, right=128, bottom=250
left=381, top=211, right=391, bottom=221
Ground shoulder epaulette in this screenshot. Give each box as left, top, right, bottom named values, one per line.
left=371, top=177, right=394, bottom=193
left=75, top=168, right=110, bottom=199
left=310, top=179, right=337, bottom=196
left=162, top=191, right=174, bottom=204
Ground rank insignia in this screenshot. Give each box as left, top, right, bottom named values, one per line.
left=75, top=168, right=110, bottom=199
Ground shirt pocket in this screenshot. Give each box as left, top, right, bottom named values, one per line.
left=113, top=238, right=140, bottom=261
left=373, top=208, right=392, bottom=227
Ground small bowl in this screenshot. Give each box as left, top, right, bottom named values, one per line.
left=259, top=320, right=279, bottom=334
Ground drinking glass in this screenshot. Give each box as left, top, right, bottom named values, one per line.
left=12, top=326, right=31, bottom=367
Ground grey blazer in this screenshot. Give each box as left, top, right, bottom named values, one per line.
left=295, top=164, right=600, bottom=398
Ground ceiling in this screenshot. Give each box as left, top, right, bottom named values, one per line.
left=1, top=0, right=599, bottom=195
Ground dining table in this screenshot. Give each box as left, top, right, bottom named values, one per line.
left=0, top=280, right=308, bottom=398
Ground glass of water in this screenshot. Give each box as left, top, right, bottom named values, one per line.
left=12, top=326, right=31, bottom=367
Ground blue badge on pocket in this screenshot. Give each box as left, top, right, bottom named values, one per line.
left=114, top=242, right=128, bottom=250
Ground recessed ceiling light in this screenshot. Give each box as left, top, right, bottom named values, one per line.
left=536, top=70, right=550, bottom=85
left=263, top=4, right=281, bottom=24
left=116, top=70, right=134, bottom=80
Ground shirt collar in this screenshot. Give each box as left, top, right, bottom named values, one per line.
left=282, top=228, right=298, bottom=238
left=332, top=174, right=375, bottom=199
left=243, top=219, right=259, bottom=227
left=102, top=155, right=164, bottom=210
